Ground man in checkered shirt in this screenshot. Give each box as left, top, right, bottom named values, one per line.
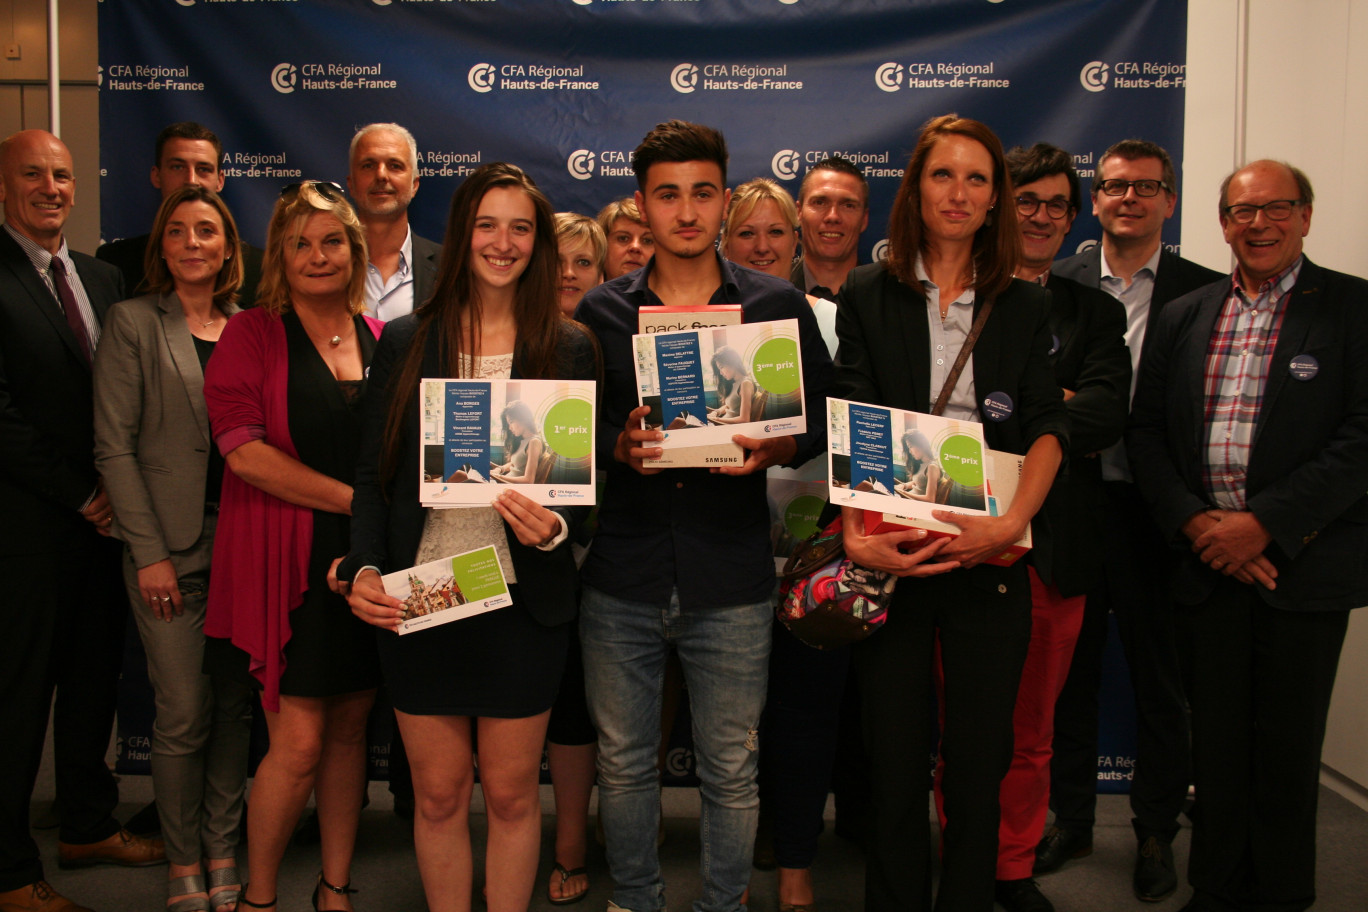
left=1127, top=159, right=1368, bottom=912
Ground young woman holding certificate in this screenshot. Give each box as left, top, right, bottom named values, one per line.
left=338, top=162, right=599, bottom=912
left=833, top=114, right=1066, bottom=912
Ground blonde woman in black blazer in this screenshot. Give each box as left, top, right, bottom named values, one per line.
left=94, top=186, right=252, bottom=912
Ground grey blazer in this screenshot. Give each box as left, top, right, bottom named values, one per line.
left=93, top=292, right=240, bottom=568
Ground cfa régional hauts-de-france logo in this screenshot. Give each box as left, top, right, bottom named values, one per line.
left=1080, top=61, right=1109, bottom=92
left=670, top=63, right=699, bottom=94
left=567, top=150, right=595, bottom=181
left=875, top=62, right=904, bottom=92
left=871, top=239, right=890, bottom=263
left=770, top=150, right=800, bottom=181
left=271, top=63, right=297, bottom=94
left=468, top=63, right=497, bottom=93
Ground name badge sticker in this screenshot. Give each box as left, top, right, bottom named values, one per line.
left=982, top=391, right=1014, bottom=422
left=1289, top=354, right=1319, bottom=381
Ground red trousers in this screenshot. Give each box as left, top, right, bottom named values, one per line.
left=935, top=566, right=1086, bottom=880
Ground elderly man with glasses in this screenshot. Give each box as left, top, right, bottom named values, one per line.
left=1040, top=140, right=1223, bottom=903
left=1127, top=160, right=1367, bottom=912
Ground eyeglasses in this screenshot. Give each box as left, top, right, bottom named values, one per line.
left=279, top=180, right=345, bottom=201
left=1015, top=196, right=1072, bottom=219
left=1096, top=179, right=1170, bottom=198
left=1222, top=199, right=1304, bottom=224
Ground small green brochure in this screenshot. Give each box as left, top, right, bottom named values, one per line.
left=381, top=545, right=513, bottom=635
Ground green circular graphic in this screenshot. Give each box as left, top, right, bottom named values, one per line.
left=938, top=434, right=985, bottom=486
left=542, top=398, right=593, bottom=459
left=783, top=493, right=826, bottom=540
left=750, top=338, right=801, bottom=395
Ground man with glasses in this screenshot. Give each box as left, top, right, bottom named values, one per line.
left=1042, top=140, right=1222, bottom=902
left=1127, top=160, right=1366, bottom=912
left=791, top=156, right=869, bottom=299
left=969, top=144, right=1131, bottom=912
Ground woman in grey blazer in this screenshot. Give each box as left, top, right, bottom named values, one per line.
left=94, top=186, right=252, bottom=912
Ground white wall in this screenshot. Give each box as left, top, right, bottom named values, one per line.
left=1185, top=0, right=1368, bottom=800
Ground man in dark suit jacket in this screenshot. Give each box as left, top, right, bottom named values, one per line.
left=1040, top=140, right=1224, bottom=902
left=788, top=156, right=868, bottom=298
left=96, top=121, right=264, bottom=307
left=1128, top=160, right=1366, bottom=912
left=348, top=123, right=441, bottom=321
left=982, top=143, right=1131, bottom=912
left=0, top=130, right=163, bottom=912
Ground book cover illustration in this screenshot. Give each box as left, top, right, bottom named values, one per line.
left=382, top=546, right=513, bottom=635
left=635, top=305, right=746, bottom=468
left=632, top=318, right=806, bottom=457
left=827, top=398, right=990, bottom=522
left=420, top=378, right=596, bottom=507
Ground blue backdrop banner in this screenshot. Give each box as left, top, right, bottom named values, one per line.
left=100, top=0, right=1190, bottom=791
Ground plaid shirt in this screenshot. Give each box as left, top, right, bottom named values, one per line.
left=1201, top=257, right=1303, bottom=510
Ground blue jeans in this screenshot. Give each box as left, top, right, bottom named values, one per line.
left=580, top=585, right=772, bottom=912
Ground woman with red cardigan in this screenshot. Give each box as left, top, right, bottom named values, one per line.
left=203, top=181, right=383, bottom=912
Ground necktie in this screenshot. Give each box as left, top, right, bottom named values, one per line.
left=49, top=257, right=91, bottom=365
left=809, top=285, right=834, bottom=300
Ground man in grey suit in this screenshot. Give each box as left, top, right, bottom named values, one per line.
left=347, top=123, right=441, bottom=321
left=1039, top=140, right=1222, bottom=902
left=0, top=130, right=163, bottom=912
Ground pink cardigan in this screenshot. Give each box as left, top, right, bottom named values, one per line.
left=202, top=307, right=382, bottom=711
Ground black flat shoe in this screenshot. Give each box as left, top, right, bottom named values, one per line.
left=1033, top=825, right=1092, bottom=875
left=994, top=878, right=1055, bottom=912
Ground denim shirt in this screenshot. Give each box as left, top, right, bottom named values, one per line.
left=574, top=253, right=834, bottom=608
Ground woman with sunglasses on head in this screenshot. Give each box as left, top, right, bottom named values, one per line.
left=202, top=181, right=384, bottom=912
left=339, top=163, right=599, bottom=912
left=835, top=114, right=1066, bottom=912
left=94, top=186, right=254, bottom=912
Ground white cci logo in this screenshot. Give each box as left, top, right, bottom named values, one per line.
left=771, top=150, right=800, bottom=181
left=670, top=63, right=699, bottom=94
left=572, top=0, right=593, bottom=5
left=875, top=62, right=904, bottom=93
left=271, top=63, right=297, bottom=94
left=372, top=0, right=392, bottom=6
left=1076, top=239, right=1099, bottom=255
left=468, top=64, right=497, bottom=93
left=567, top=150, right=596, bottom=181
left=1080, top=61, right=1109, bottom=92
left=871, top=239, right=890, bottom=263
left=175, top=0, right=196, bottom=7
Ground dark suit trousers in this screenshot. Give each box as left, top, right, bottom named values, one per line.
left=1050, top=481, right=1190, bottom=841
left=0, top=535, right=125, bottom=890
left=1178, top=579, right=1347, bottom=912
left=856, top=569, right=1031, bottom=912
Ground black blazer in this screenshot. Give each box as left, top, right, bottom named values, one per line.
left=97, top=233, right=266, bottom=309
left=834, top=263, right=1069, bottom=595
left=1031, top=274, right=1130, bottom=595
left=1053, top=244, right=1225, bottom=321
left=1127, top=258, right=1368, bottom=612
left=339, top=315, right=600, bottom=626
left=0, top=228, right=125, bottom=552
left=411, top=233, right=442, bottom=311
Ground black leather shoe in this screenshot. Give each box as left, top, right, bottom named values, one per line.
left=994, top=878, right=1055, bottom=912
left=1033, top=825, right=1092, bottom=875
left=1134, top=835, right=1177, bottom=902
